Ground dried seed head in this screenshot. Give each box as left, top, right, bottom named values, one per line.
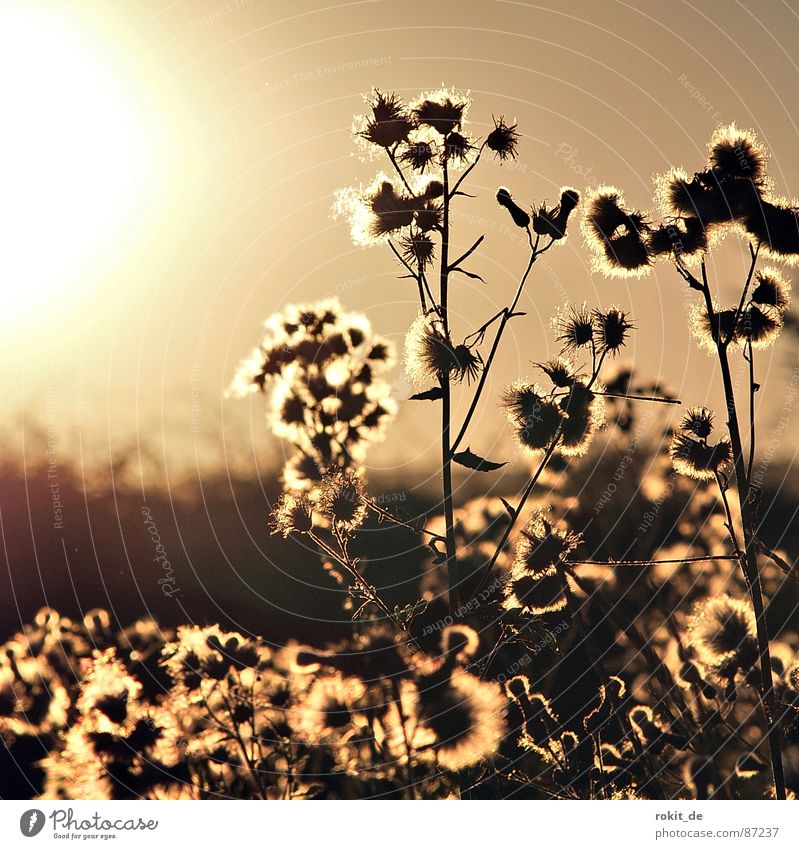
left=751, top=267, right=791, bottom=311
left=689, top=303, right=742, bottom=352
left=416, top=669, right=506, bottom=771
left=400, top=230, right=436, bottom=271
left=318, top=470, right=367, bottom=531
left=358, top=89, right=413, bottom=149
left=707, top=124, right=768, bottom=184
left=503, top=564, right=569, bottom=616
left=404, top=313, right=455, bottom=386
left=514, top=514, right=581, bottom=574
left=404, top=313, right=475, bottom=385
left=271, top=491, right=315, bottom=537
left=680, top=406, right=715, bottom=440
left=444, top=131, right=475, bottom=164
left=558, top=380, right=605, bottom=457
left=411, top=89, right=470, bottom=135
left=501, top=381, right=563, bottom=452
left=536, top=357, right=577, bottom=388
left=485, top=116, right=520, bottom=161
left=688, top=594, right=758, bottom=680
left=533, top=187, right=580, bottom=240
left=738, top=304, right=784, bottom=349
left=669, top=432, right=733, bottom=480
left=555, top=303, right=595, bottom=354
left=496, top=186, right=531, bottom=229
left=647, top=217, right=708, bottom=259
left=592, top=307, right=634, bottom=356
left=582, top=186, right=651, bottom=278
left=399, top=139, right=436, bottom=173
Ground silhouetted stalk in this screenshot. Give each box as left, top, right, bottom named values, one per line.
left=472, top=433, right=561, bottom=597
left=439, top=149, right=459, bottom=614
left=746, top=337, right=756, bottom=484
left=689, top=256, right=786, bottom=799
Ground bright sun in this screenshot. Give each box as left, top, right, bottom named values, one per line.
left=0, top=5, right=153, bottom=320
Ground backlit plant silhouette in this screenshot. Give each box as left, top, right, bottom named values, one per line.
left=3, top=97, right=799, bottom=801
left=581, top=124, right=799, bottom=799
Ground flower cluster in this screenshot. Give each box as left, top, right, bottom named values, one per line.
left=337, top=88, right=525, bottom=254
left=669, top=406, right=733, bottom=481
left=583, top=125, right=799, bottom=277
left=229, top=299, right=396, bottom=491
left=500, top=304, right=634, bottom=458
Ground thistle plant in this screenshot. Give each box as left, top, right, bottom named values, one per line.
left=335, top=88, right=593, bottom=614
left=583, top=124, right=799, bottom=799
left=7, top=98, right=799, bottom=801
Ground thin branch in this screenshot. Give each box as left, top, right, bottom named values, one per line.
left=448, top=142, right=486, bottom=199
left=595, top=390, right=681, bottom=405
left=754, top=537, right=799, bottom=584
left=363, top=497, right=446, bottom=544
left=451, top=230, right=551, bottom=454
left=725, top=243, right=760, bottom=347
left=387, top=145, right=414, bottom=195
left=565, top=555, right=739, bottom=567
left=448, top=234, right=485, bottom=272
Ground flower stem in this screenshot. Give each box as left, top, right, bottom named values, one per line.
left=439, top=150, right=459, bottom=615
left=694, top=258, right=786, bottom=799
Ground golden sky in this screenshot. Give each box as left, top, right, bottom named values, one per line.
left=5, top=0, right=799, bottom=482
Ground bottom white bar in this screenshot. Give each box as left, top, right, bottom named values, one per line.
left=0, top=800, right=795, bottom=848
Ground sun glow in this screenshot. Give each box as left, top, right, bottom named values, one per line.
left=0, top=5, right=158, bottom=320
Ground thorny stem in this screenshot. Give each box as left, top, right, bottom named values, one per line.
left=362, top=496, right=447, bottom=544
left=691, top=256, right=786, bottom=799
left=310, top=530, right=408, bottom=635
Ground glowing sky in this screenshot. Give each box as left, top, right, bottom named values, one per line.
left=5, top=0, right=799, bottom=482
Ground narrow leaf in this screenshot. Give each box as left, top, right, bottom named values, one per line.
left=452, top=448, right=507, bottom=472
left=452, top=267, right=486, bottom=284
left=410, top=387, right=444, bottom=401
